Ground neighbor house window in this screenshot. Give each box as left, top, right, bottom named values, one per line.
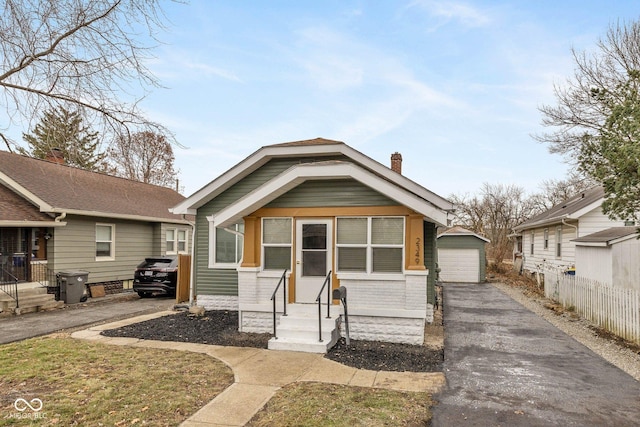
left=262, top=218, right=292, bottom=270
left=530, top=231, right=534, bottom=255
left=96, top=224, right=114, bottom=259
left=336, top=217, right=404, bottom=274
left=167, top=228, right=189, bottom=255
left=556, top=226, right=562, bottom=257
left=543, top=228, right=549, bottom=250
left=213, top=223, right=244, bottom=267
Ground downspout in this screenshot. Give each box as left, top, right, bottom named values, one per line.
left=54, top=212, right=67, bottom=222
left=561, top=218, right=578, bottom=238
left=183, top=215, right=196, bottom=306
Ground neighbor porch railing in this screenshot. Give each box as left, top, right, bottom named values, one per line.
left=0, top=267, right=19, bottom=309
left=316, top=270, right=332, bottom=342
left=270, top=269, right=288, bottom=339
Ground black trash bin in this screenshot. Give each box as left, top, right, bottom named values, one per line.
left=58, top=270, right=89, bottom=304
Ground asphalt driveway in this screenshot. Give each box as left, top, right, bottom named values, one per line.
left=431, top=282, right=640, bottom=427
left=0, top=294, right=171, bottom=344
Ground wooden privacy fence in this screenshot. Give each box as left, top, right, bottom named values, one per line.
left=543, top=268, right=640, bottom=345
left=176, top=254, right=191, bottom=304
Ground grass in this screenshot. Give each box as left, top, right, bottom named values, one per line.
left=248, top=382, right=433, bottom=426
left=0, top=334, right=234, bottom=426
left=1, top=335, right=437, bottom=426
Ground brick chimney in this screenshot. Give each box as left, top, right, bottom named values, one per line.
left=46, top=148, right=65, bottom=164
left=390, top=152, right=402, bottom=174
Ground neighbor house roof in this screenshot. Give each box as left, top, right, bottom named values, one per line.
left=437, top=225, right=490, bottom=242
left=572, top=226, right=638, bottom=247
left=171, top=137, right=455, bottom=225
left=0, top=185, right=61, bottom=226
left=0, top=150, right=189, bottom=224
left=513, top=186, right=604, bottom=232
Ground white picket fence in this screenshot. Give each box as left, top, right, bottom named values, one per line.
left=543, top=268, right=640, bottom=345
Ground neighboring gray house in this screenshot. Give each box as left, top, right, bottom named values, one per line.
left=573, top=227, right=640, bottom=292
left=171, top=138, right=455, bottom=351
left=437, top=226, right=489, bottom=283
left=512, top=186, right=632, bottom=274
left=0, top=150, right=192, bottom=293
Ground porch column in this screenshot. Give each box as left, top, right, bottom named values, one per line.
left=406, top=214, right=426, bottom=271
left=241, top=216, right=261, bottom=268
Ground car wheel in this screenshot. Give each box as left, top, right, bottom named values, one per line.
left=138, top=291, right=150, bottom=298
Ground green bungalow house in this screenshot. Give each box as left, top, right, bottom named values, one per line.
left=171, top=138, right=454, bottom=352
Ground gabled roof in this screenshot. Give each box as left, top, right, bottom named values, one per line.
left=171, top=137, right=454, bottom=219
left=513, top=186, right=604, bottom=231
left=0, top=150, right=189, bottom=224
left=209, top=161, right=450, bottom=227
left=437, top=225, right=490, bottom=243
left=572, top=226, right=638, bottom=247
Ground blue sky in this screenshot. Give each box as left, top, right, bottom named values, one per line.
left=141, top=1, right=640, bottom=199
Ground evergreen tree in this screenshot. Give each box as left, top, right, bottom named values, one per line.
left=20, top=107, right=106, bottom=171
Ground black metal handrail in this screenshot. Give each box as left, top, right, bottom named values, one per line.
left=316, top=270, right=332, bottom=342
left=31, top=262, right=57, bottom=288
left=0, top=268, right=19, bottom=309
left=270, top=269, right=288, bottom=339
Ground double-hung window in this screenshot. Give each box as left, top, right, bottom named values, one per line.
left=543, top=228, right=549, bottom=250
left=211, top=223, right=244, bottom=267
left=96, top=224, right=114, bottom=260
left=167, top=228, right=189, bottom=254
left=530, top=231, right=535, bottom=255
left=555, top=226, right=562, bottom=257
left=262, top=218, right=292, bottom=270
left=336, top=217, right=404, bottom=274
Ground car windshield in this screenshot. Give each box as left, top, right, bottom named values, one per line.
left=138, top=258, right=176, bottom=269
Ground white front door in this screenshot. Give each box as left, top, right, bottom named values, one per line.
left=295, top=219, right=332, bottom=303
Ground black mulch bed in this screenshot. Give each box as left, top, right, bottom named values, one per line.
left=101, top=310, right=443, bottom=373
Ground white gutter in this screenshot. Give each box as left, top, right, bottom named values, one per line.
left=47, top=208, right=191, bottom=225
left=0, top=221, right=66, bottom=227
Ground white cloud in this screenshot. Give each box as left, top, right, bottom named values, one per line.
left=405, top=0, right=492, bottom=29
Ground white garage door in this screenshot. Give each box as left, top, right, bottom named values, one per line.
left=438, top=248, right=480, bottom=283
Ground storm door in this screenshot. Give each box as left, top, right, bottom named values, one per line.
left=295, top=219, right=332, bottom=303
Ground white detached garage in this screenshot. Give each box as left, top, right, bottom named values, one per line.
left=437, top=226, right=489, bottom=283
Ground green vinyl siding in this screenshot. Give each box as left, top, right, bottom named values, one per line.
left=424, top=221, right=437, bottom=305
left=50, top=215, right=154, bottom=283
left=266, top=179, right=396, bottom=207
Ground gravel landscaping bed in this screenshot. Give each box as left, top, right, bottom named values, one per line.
left=491, top=280, right=640, bottom=382
left=101, top=310, right=444, bottom=373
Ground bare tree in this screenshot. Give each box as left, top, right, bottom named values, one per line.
left=107, top=131, right=178, bottom=188
left=537, top=20, right=640, bottom=222
left=0, top=0, right=176, bottom=151
left=528, top=171, right=597, bottom=214
left=450, top=183, right=536, bottom=266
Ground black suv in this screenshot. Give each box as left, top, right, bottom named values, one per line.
left=133, top=256, right=178, bottom=297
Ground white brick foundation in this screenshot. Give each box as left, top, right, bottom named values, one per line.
left=196, top=295, right=238, bottom=311
left=347, top=314, right=425, bottom=345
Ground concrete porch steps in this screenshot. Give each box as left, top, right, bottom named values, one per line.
left=0, top=284, right=63, bottom=315
left=268, top=304, right=342, bottom=353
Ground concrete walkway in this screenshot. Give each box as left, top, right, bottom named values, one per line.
left=431, top=283, right=640, bottom=427
left=72, top=313, right=445, bottom=427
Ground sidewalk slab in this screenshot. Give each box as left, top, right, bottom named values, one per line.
left=373, top=371, right=445, bottom=393
left=184, top=383, right=278, bottom=426
left=232, top=349, right=322, bottom=387
left=348, top=369, right=378, bottom=387
left=298, top=357, right=357, bottom=385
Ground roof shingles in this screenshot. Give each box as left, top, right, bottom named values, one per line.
left=0, top=151, right=186, bottom=222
